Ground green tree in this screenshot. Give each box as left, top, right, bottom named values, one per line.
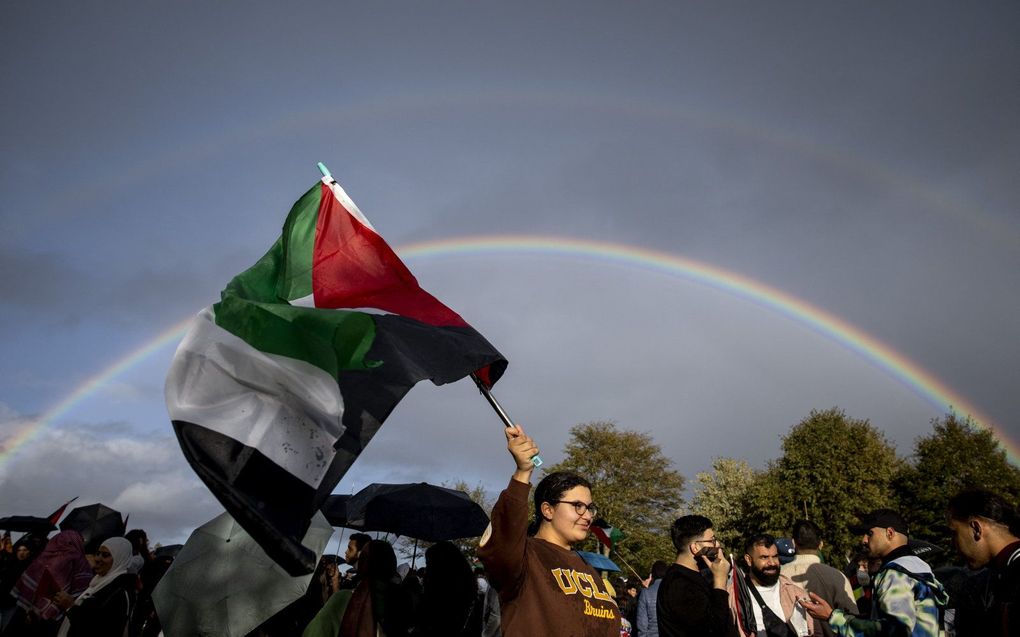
left=544, top=421, right=685, bottom=573
left=444, top=479, right=494, bottom=559
left=687, top=457, right=760, bottom=554
left=747, top=408, right=902, bottom=561
left=893, top=412, right=1020, bottom=551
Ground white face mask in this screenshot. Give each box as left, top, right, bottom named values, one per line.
left=856, top=569, right=870, bottom=586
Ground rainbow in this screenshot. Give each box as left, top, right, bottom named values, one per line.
left=3, top=235, right=1015, bottom=466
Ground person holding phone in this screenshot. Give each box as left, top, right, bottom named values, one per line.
left=656, top=515, right=739, bottom=637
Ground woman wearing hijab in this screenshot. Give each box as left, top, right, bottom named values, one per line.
left=9, top=530, right=94, bottom=636
left=52, top=537, right=136, bottom=637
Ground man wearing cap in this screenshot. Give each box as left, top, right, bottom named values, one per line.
left=947, top=489, right=1020, bottom=637
left=801, top=509, right=948, bottom=637
left=781, top=520, right=857, bottom=637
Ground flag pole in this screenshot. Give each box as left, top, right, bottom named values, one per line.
left=317, top=163, right=535, bottom=468
left=471, top=374, right=543, bottom=468
left=608, top=544, right=645, bottom=581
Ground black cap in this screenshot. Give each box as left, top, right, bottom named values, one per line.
left=848, top=509, right=908, bottom=536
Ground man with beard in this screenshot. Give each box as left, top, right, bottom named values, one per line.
left=729, top=534, right=818, bottom=637
left=801, top=509, right=948, bottom=637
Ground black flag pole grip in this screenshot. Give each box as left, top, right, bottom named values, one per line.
left=471, top=374, right=543, bottom=468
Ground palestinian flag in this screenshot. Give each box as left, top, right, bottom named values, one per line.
left=46, top=497, right=78, bottom=526
left=166, top=174, right=507, bottom=575
left=591, top=519, right=624, bottom=550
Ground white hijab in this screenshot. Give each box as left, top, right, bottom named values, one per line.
left=76, top=537, right=135, bottom=603
left=57, top=537, right=135, bottom=637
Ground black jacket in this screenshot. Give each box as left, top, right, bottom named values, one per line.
left=65, top=573, right=136, bottom=637
left=656, top=564, right=738, bottom=637
left=955, top=541, right=1020, bottom=637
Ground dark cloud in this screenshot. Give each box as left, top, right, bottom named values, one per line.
left=1, top=0, right=1017, bottom=543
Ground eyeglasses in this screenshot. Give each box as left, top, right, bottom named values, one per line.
left=693, top=537, right=720, bottom=546
left=551, top=500, right=599, bottom=517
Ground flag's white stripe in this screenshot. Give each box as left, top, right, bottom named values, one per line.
left=289, top=293, right=395, bottom=316
left=321, top=176, right=376, bottom=232
left=165, top=308, right=344, bottom=488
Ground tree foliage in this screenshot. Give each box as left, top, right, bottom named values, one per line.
left=545, top=421, right=685, bottom=572
left=893, top=413, right=1020, bottom=551
left=687, top=457, right=760, bottom=553
left=746, top=408, right=901, bottom=561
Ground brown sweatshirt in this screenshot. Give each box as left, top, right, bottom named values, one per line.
left=477, top=478, right=620, bottom=637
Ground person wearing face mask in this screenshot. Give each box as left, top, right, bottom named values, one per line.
left=729, top=534, right=818, bottom=637
left=477, top=424, right=620, bottom=637
left=844, top=553, right=880, bottom=617
left=51, top=537, right=137, bottom=637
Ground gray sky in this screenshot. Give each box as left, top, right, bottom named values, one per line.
left=2, top=1, right=1018, bottom=548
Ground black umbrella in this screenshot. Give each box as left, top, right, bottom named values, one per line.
left=59, top=503, right=125, bottom=552
left=344, top=483, right=488, bottom=541
left=154, top=544, right=184, bottom=560
left=320, top=494, right=352, bottom=528
left=0, top=515, right=57, bottom=534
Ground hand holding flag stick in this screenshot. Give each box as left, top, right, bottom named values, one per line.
left=473, top=373, right=543, bottom=467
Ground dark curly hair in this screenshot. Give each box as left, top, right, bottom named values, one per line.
left=533, top=471, right=592, bottom=526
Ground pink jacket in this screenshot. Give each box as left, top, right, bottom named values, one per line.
left=727, top=574, right=820, bottom=637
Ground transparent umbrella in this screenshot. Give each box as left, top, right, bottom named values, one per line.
left=152, top=510, right=332, bottom=637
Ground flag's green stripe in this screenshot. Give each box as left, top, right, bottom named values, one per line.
left=214, top=294, right=379, bottom=380
left=277, top=182, right=321, bottom=302
left=215, top=209, right=379, bottom=380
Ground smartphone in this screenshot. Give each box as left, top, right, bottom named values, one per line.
left=696, top=547, right=720, bottom=560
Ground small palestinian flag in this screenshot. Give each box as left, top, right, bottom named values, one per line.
left=46, top=497, right=78, bottom=526
left=591, top=519, right=624, bottom=550
left=166, top=173, right=507, bottom=575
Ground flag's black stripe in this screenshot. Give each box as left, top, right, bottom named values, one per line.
left=172, top=420, right=318, bottom=576
left=173, top=318, right=506, bottom=576
left=313, top=317, right=507, bottom=507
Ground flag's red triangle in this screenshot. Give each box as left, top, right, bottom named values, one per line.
left=46, top=497, right=78, bottom=526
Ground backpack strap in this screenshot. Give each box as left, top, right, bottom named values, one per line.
left=747, top=583, right=796, bottom=637
left=879, top=561, right=947, bottom=633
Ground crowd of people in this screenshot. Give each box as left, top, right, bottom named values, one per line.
left=471, top=423, right=1017, bottom=637
left=0, top=528, right=171, bottom=637
left=0, top=524, right=504, bottom=637
left=1, top=423, right=1017, bottom=636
